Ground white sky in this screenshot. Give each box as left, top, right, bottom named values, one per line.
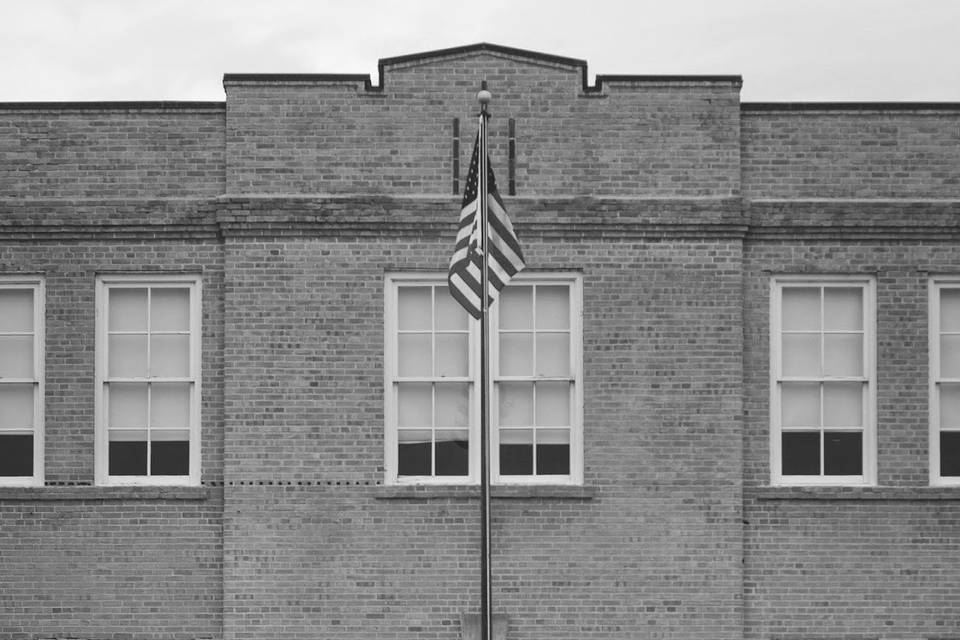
left=1, top=0, right=958, bottom=103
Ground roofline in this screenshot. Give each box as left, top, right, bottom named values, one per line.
left=0, top=101, right=224, bottom=112
left=743, top=101, right=960, bottom=112
left=224, top=43, right=742, bottom=93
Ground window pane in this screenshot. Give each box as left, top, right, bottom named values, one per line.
left=940, top=289, right=960, bottom=333
left=109, top=288, right=147, bottom=331
left=823, top=334, right=863, bottom=377
left=536, top=333, right=570, bottom=377
left=435, top=383, right=469, bottom=428
left=0, top=336, right=33, bottom=378
left=435, top=333, right=468, bottom=378
left=397, top=383, right=431, bottom=428
left=109, top=334, right=147, bottom=378
left=434, top=429, right=469, bottom=476
left=500, top=429, right=533, bottom=475
left=398, top=334, right=432, bottom=377
left=781, top=382, right=820, bottom=427
left=536, top=286, right=569, bottom=330
left=781, top=334, right=820, bottom=377
left=941, top=335, right=960, bottom=378
left=824, top=432, right=862, bottom=475
left=536, top=381, right=571, bottom=426
left=398, top=429, right=432, bottom=476
left=499, top=332, right=532, bottom=376
left=151, top=430, right=190, bottom=476
left=823, top=382, right=862, bottom=427
left=151, top=383, right=191, bottom=429
left=108, top=429, right=147, bottom=476
left=940, top=384, right=960, bottom=429
left=151, top=335, right=190, bottom=377
left=499, top=382, right=533, bottom=426
left=940, top=432, right=960, bottom=477
left=0, top=289, right=33, bottom=332
left=782, top=431, right=820, bottom=475
left=782, top=288, right=820, bottom=331
left=0, top=383, right=34, bottom=428
left=398, top=287, right=432, bottom=331
left=151, top=288, right=190, bottom=332
left=108, top=383, right=148, bottom=428
left=823, top=288, right=862, bottom=331
left=435, top=288, right=467, bottom=331
left=0, top=434, right=33, bottom=476
left=536, top=429, right=570, bottom=475
left=500, top=286, right=532, bottom=330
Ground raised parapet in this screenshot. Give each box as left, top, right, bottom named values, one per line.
left=223, top=43, right=742, bottom=198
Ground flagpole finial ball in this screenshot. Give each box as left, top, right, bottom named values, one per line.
left=477, top=89, right=492, bottom=105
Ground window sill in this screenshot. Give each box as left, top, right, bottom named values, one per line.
left=0, top=485, right=218, bottom=501
left=749, top=486, right=960, bottom=501
left=373, top=485, right=596, bottom=500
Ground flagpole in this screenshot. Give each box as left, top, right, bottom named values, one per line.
left=477, top=82, right=494, bottom=640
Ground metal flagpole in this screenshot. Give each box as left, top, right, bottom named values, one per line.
left=477, top=82, right=493, bottom=640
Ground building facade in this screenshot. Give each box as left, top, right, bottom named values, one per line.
left=1, top=43, right=959, bottom=640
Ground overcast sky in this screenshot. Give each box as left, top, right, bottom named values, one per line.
left=1, top=0, right=958, bottom=103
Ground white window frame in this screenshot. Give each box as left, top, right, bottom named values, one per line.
left=929, top=277, right=960, bottom=486
left=769, top=275, right=876, bottom=486
left=0, top=277, right=44, bottom=487
left=384, top=272, right=583, bottom=486
left=95, top=274, right=201, bottom=486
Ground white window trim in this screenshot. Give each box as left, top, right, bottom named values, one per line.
left=384, top=272, right=583, bottom=486
left=769, top=275, right=877, bottom=487
left=95, top=274, right=201, bottom=486
left=0, top=277, right=44, bottom=487
left=929, top=277, right=960, bottom=486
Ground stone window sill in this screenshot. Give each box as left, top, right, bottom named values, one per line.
left=373, top=485, right=596, bottom=500
left=0, top=485, right=217, bottom=501
left=749, top=486, right=960, bottom=501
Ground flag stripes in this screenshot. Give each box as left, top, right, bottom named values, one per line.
left=448, top=134, right=525, bottom=319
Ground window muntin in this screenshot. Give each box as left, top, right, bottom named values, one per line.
left=771, top=278, right=875, bottom=486
left=0, top=279, right=43, bottom=486
left=385, top=273, right=582, bottom=485
left=96, top=276, right=200, bottom=485
left=930, top=279, right=960, bottom=485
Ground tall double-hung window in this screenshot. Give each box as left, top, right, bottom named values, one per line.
left=385, top=273, right=582, bottom=485
left=95, top=275, right=201, bottom=485
left=930, top=277, right=960, bottom=485
left=770, top=277, right=876, bottom=485
left=0, top=278, right=44, bottom=486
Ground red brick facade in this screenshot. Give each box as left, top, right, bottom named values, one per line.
left=1, top=44, right=958, bottom=640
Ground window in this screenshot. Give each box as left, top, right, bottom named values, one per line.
left=96, top=275, right=201, bottom=485
left=930, top=278, right=960, bottom=485
left=770, top=277, right=875, bottom=485
left=0, top=278, right=44, bottom=486
left=385, top=273, right=582, bottom=485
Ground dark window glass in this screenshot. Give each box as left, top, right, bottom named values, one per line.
left=782, top=432, right=820, bottom=475
left=435, top=438, right=469, bottom=476
left=824, top=432, right=862, bottom=475
left=536, top=444, right=570, bottom=475
left=109, top=442, right=147, bottom=476
left=500, top=444, right=533, bottom=475
left=151, top=441, right=189, bottom=476
left=398, top=442, right=431, bottom=476
left=941, top=432, right=960, bottom=477
left=0, top=434, right=33, bottom=476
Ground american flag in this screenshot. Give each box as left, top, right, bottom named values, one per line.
left=448, top=134, right=525, bottom=319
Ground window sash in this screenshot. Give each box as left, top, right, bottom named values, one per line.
left=770, top=277, right=875, bottom=486
left=930, top=279, right=960, bottom=485
left=385, top=273, right=582, bottom=486
left=95, top=276, right=201, bottom=486
left=0, top=279, right=44, bottom=486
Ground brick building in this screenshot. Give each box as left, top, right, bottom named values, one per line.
left=1, top=43, right=959, bottom=640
